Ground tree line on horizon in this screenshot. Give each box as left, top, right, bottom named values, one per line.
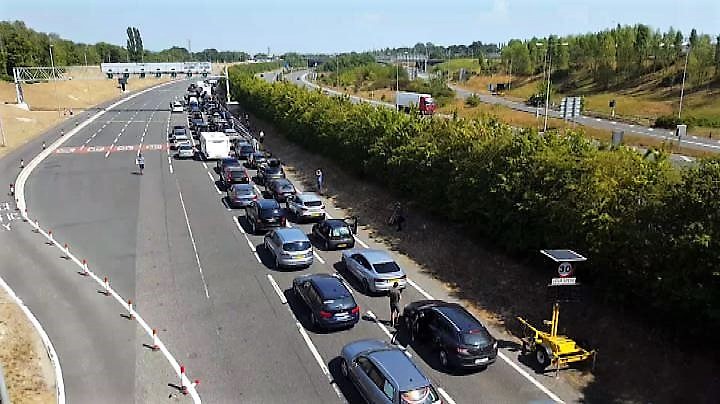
left=0, top=20, right=251, bottom=80
left=500, top=24, right=720, bottom=90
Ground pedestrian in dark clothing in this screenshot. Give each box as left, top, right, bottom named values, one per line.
left=389, top=282, right=402, bottom=327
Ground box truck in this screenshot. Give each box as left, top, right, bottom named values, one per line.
left=396, top=92, right=436, bottom=115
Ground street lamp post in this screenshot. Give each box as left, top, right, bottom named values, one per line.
left=538, top=42, right=568, bottom=133
left=49, top=44, right=60, bottom=116
left=678, top=43, right=691, bottom=119
left=336, top=54, right=339, bottom=90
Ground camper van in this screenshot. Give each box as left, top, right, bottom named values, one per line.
left=199, top=132, right=231, bottom=160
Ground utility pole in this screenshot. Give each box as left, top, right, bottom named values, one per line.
left=0, top=112, right=7, bottom=147
left=49, top=43, right=60, bottom=116
left=336, top=53, right=339, bottom=89
left=188, top=39, right=192, bottom=61
left=678, top=43, right=691, bottom=119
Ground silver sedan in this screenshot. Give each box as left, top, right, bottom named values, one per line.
left=341, top=249, right=407, bottom=293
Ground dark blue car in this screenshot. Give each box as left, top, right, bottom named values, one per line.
left=292, top=274, right=360, bottom=330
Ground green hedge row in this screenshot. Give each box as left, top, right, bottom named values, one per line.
left=655, top=114, right=720, bottom=129
left=229, top=66, right=720, bottom=339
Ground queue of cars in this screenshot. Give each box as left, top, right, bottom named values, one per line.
left=172, top=81, right=496, bottom=403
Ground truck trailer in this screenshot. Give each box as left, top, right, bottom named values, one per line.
left=395, top=91, right=436, bottom=115
left=199, top=132, right=231, bottom=160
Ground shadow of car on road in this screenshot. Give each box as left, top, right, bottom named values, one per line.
left=327, top=356, right=367, bottom=404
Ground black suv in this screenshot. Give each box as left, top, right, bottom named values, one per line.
left=292, top=274, right=360, bottom=330
left=244, top=199, right=287, bottom=234
left=402, top=300, right=498, bottom=370
left=265, top=178, right=296, bottom=202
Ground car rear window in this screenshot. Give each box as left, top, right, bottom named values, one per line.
left=260, top=208, right=282, bottom=219
left=283, top=241, right=310, bottom=251
left=235, top=187, right=254, bottom=195
left=400, top=386, right=439, bottom=404
left=373, top=261, right=401, bottom=274
left=179, top=145, right=192, bottom=150
left=229, top=170, right=246, bottom=178
left=330, top=227, right=351, bottom=238
left=322, top=296, right=355, bottom=311
left=305, top=201, right=322, bottom=207
left=240, top=145, right=254, bottom=153
left=461, top=329, right=492, bottom=346
left=266, top=166, right=282, bottom=174
left=279, top=184, right=294, bottom=192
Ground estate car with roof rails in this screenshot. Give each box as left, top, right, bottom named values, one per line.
left=292, top=273, right=360, bottom=330
left=340, top=339, right=442, bottom=404
left=263, top=227, right=313, bottom=269
left=401, top=300, right=498, bottom=370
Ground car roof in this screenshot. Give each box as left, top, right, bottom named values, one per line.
left=257, top=199, right=280, bottom=209
left=368, top=349, right=430, bottom=391
left=275, top=227, right=308, bottom=243
left=358, top=249, right=393, bottom=264
left=230, top=183, right=253, bottom=191
left=432, top=304, right=484, bottom=333
left=297, top=193, right=322, bottom=203
left=325, top=219, right=349, bottom=228
left=307, top=274, right=351, bottom=299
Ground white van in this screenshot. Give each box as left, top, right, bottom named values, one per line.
left=199, top=132, right=230, bottom=160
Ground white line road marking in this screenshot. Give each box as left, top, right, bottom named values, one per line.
left=176, top=180, right=211, bottom=299
left=680, top=155, right=692, bottom=162
left=295, top=322, right=345, bottom=400
left=244, top=235, right=256, bottom=252
left=202, top=162, right=208, bottom=169
left=14, top=79, right=201, bottom=403
left=437, top=388, right=458, bottom=404
left=253, top=184, right=263, bottom=195
left=648, top=128, right=654, bottom=131
left=312, top=250, right=325, bottom=264
left=405, top=278, right=434, bottom=300
left=691, top=135, right=698, bottom=139
left=595, top=118, right=601, bottom=122
left=267, top=274, right=287, bottom=304
left=254, top=252, right=262, bottom=263
left=233, top=216, right=246, bottom=234
left=365, top=310, right=395, bottom=340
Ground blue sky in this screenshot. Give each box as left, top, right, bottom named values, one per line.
left=3, top=0, right=719, bottom=54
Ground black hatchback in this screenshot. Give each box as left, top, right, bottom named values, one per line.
left=244, top=199, right=287, bottom=234
left=311, top=219, right=355, bottom=250
left=292, top=274, right=360, bottom=330
left=402, top=300, right=498, bottom=370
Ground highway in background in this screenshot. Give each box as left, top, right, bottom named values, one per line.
left=9, top=74, right=583, bottom=403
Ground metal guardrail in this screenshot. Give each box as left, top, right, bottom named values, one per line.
left=0, top=363, right=11, bottom=404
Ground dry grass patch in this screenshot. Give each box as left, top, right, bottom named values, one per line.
left=0, top=290, right=56, bottom=403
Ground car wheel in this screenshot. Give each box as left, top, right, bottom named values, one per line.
left=362, top=279, right=370, bottom=294
left=410, top=321, right=419, bottom=343
left=340, top=358, right=349, bottom=378
left=324, top=240, right=330, bottom=251
left=310, top=312, right=318, bottom=328
left=439, top=349, right=450, bottom=369
left=274, top=254, right=280, bottom=269
left=535, top=345, right=552, bottom=370
left=250, top=220, right=256, bottom=234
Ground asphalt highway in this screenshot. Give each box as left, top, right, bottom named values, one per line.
left=10, top=76, right=584, bottom=402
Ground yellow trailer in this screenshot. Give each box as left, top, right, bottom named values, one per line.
left=517, top=303, right=596, bottom=373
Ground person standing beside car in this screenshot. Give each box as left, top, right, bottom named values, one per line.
left=389, top=282, right=402, bottom=327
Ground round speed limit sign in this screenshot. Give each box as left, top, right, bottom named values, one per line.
left=557, top=262, right=574, bottom=278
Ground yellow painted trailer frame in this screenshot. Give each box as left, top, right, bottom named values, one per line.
left=517, top=303, right=596, bottom=373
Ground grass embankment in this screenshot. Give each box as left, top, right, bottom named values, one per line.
left=0, top=66, right=170, bottom=157
left=449, top=60, right=720, bottom=138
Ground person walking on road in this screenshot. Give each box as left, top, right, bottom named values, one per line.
left=9, top=183, right=14, bottom=197
left=42, top=141, right=46, bottom=150
left=315, top=168, right=323, bottom=194
left=388, top=202, right=405, bottom=232
left=389, top=282, right=402, bottom=328
left=259, top=130, right=265, bottom=145
left=136, top=152, right=145, bottom=175
left=19, top=159, right=24, bottom=169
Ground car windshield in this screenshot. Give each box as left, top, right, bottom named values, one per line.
left=461, top=329, right=492, bottom=346
left=283, top=241, right=311, bottom=251
left=401, top=386, right=439, bottom=404
left=330, top=227, right=351, bottom=238
left=373, top=261, right=401, bottom=274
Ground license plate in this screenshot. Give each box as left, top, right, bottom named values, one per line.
left=475, top=358, right=489, bottom=365
left=337, top=244, right=347, bottom=248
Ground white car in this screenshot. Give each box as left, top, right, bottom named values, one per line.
left=175, top=144, right=195, bottom=159
left=172, top=134, right=190, bottom=150
left=286, top=193, right=325, bottom=221
left=171, top=102, right=184, bottom=113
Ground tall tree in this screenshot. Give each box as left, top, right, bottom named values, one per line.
left=125, top=26, right=143, bottom=62
left=126, top=27, right=136, bottom=61
left=715, top=34, right=720, bottom=77
left=133, top=27, right=143, bottom=61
